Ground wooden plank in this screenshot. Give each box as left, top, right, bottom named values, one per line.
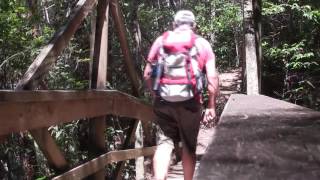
left=0, top=136, right=6, bottom=143
left=195, top=94, right=320, bottom=180
left=15, top=0, right=97, bottom=90
left=19, top=84, right=69, bottom=172
left=0, top=90, right=115, bottom=102
left=110, top=0, right=141, bottom=96
left=87, top=1, right=110, bottom=179
left=113, top=93, right=155, bottom=122
left=0, top=90, right=154, bottom=136
left=134, top=122, right=144, bottom=180
left=91, top=0, right=109, bottom=90
left=52, top=146, right=156, bottom=180
left=30, top=128, right=68, bottom=171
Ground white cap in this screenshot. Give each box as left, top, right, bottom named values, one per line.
left=174, top=10, right=195, bottom=24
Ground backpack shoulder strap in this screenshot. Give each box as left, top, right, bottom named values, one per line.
left=159, top=31, right=172, bottom=56
left=190, top=32, right=197, bottom=47
left=162, top=31, right=171, bottom=43
left=189, top=33, right=200, bottom=57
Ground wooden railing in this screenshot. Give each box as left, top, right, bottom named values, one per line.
left=0, top=90, right=156, bottom=179
left=1, top=0, right=150, bottom=178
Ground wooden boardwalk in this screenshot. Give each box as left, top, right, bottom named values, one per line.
left=194, top=94, right=320, bottom=180
left=167, top=68, right=242, bottom=179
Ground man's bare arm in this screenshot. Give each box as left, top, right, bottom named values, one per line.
left=143, top=62, right=155, bottom=97
left=203, top=58, right=219, bottom=124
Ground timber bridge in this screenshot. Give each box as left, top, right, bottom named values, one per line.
left=1, top=0, right=320, bottom=179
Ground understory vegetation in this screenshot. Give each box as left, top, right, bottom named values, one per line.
left=0, top=0, right=319, bottom=179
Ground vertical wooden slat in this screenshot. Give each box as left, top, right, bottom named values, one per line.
left=88, top=0, right=110, bottom=179
left=135, top=122, right=144, bottom=180
left=91, top=0, right=109, bottom=90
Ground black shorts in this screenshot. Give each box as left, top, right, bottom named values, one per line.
left=153, top=98, right=202, bottom=153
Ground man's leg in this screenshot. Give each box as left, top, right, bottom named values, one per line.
left=153, top=129, right=175, bottom=180
left=181, top=145, right=196, bottom=180
left=177, top=100, right=202, bottom=180
left=153, top=144, right=173, bottom=180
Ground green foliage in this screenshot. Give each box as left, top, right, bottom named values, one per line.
left=47, top=58, right=89, bottom=90
left=263, top=0, right=320, bottom=24
left=262, top=0, right=320, bottom=109
left=49, top=121, right=88, bottom=165
left=263, top=2, right=286, bottom=15
left=265, top=41, right=317, bottom=71
left=35, top=177, right=47, bottom=180
left=1, top=0, right=320, bottom=179
left=193, top=0, right=242, bottom=69
left=0, top=0, right=55, bottom=89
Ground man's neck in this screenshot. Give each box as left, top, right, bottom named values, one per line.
left=174, top=24, right=193, bottom=31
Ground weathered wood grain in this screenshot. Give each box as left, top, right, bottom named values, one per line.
left=0, top=90, right=154, bottom=136
left=88, top=1, right=110, bottom=179
left=52, top=146, right=156, bottom=180
left=195, top=94, right=320, bottom=180
left=30, top=129, right=68, bottom=171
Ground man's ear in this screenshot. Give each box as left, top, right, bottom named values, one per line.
left=192, top=23, right=197, bottom=29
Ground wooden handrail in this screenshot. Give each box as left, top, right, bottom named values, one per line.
left=52, top=146, right=156, bottom=180
left=4, top=0, right=152, bottom=177
left=0, top=90, right=156, bottom=179
left=0, top=90, right=154, bottom=136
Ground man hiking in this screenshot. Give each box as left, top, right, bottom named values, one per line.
left=143, top=10, right=219, bottom=180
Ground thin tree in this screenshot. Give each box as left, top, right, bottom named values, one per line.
left=243, top=0, right=260, bottom=95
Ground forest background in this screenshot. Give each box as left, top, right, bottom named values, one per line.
left=0, top=0, right=319, bottom=179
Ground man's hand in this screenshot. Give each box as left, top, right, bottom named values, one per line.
left=202, top=107, right=217, bottom=127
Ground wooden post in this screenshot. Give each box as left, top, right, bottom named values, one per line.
left=88, top=0, right=109, bottom=179
left=135, top=122, right=144, bottom=180
left=110, top=0, right=141, bottom=97
left=253, top=0, right=262, bottom=92
left=243, top=0, right=260, bottom=95
left=109, top=0, right=147, bottom=179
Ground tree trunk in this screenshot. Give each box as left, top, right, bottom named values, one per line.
left=169, top=0, right=177, bottom=11
left=253, top=0, right=262, bottom=92
left=130, top=1, right=145, bottom=179
left=209, top=1, right=216, bottom=44
left=243, top=0, right=260, bottom=95
left=131, top=0, right=144, bottom=78
left=89, top=10, right=96, bottom=88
